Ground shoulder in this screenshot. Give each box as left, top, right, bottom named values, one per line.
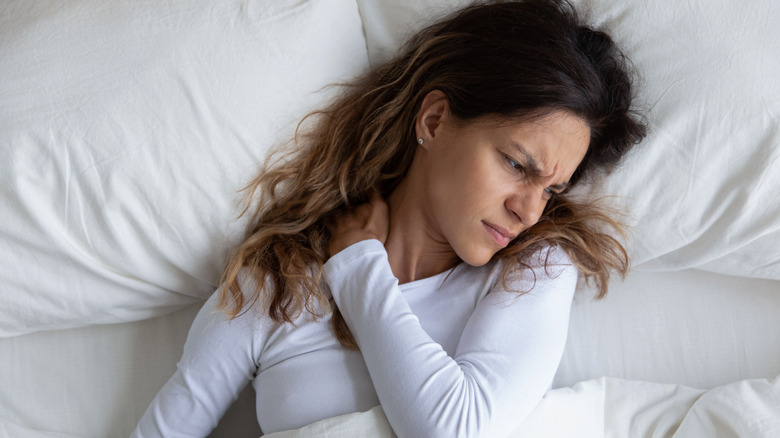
left=528, top=244, right=576, bottom=273
left=206, top=267, right=284, bottom=329
left=439, top=244, right=576, bottom=296
left=512, top=244, right=576, bottom=276
left=491, top=244, right=578, bottom=296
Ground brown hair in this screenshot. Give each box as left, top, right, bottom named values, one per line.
left=219, top=0, right=647, bottom=348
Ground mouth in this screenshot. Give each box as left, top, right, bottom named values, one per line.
left=482, top=221, right=516, bottom=248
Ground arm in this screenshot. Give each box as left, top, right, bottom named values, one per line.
left=132, top=281, right=264, bottom=438
left=323, top=240, right=577, bottom=438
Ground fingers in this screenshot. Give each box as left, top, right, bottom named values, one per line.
left=368, top=189, right=385, bottom=207
left=367, top=190, right=389, bottom=228
left=328, top=190, right=390, bottom=257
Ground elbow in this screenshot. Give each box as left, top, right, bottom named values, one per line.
left=397, top=386, right=497, bottom=438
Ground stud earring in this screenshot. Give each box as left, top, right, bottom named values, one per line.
left=417, top=138, right=424, bottom=144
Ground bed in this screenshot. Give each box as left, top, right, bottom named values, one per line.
left=1, top=0, right=778, bottom=436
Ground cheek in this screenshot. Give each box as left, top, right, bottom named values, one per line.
left=427, top=159, right=480, bottom=230
left=445, top=164, right=506, bottom=231
left=440, top=160, right=482, bottom=198
left=460, top=157, right=506, bottom=202
left=427, top=140, right=503, bottom=220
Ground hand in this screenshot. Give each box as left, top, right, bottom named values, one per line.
left=329, top=191, right=390, bottom=257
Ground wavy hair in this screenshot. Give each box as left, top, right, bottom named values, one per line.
left=218, top=0, right=647, bottom=348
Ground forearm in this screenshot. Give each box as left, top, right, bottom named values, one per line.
left=324, top=240, right=577, bottom=437
left=133, top=289, right=261, bottom=437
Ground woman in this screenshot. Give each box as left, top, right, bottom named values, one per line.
left=134, top=0, right=646, bottom=436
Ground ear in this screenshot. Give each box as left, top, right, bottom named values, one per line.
left=415, top=90, right=449, bottom=149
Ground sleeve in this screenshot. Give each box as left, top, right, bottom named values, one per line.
left=322, top=239, right=577, bottom=438
left=132, top=285, right=264, bottom=438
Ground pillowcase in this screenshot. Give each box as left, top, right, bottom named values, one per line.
left=0, top=0, right=369, bottom=336
left=356, top=0, right=780, bottom=279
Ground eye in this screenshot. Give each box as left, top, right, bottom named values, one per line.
left=504, top=154, right=525, bottom=174
left=544, top=186, right=567, bottom=200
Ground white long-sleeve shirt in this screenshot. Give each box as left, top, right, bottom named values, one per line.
left=133, top=240, right=577, bottom=437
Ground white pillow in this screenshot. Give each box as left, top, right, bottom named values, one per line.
left=356, top=0, right=780, bottom=279
left=357, top=0, right=473, bottom=68
left=0, top=0, right=369, bottom=336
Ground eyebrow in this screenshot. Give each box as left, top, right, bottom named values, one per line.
left=510, top=141, right=571, bottom=191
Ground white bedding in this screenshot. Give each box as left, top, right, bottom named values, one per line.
left=1, top=0, right=779, bottom=436
left=0, top=0, right=369, bottom=336
left=265, top=377, right=780, bottom=438
left=556, top=270, right=780, bottom=390
left=1, top=271, right=776, bottom=437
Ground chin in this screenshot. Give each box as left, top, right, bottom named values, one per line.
left=457, top=249, right=496, bottom=267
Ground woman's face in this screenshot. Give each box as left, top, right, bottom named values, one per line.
left=418, top=107, right=590, bottom=267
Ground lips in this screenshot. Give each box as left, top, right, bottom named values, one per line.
left=482, top=221, right=517, bottom=248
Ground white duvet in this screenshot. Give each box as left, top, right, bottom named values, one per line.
left=266, top=377, right=780, bottom=438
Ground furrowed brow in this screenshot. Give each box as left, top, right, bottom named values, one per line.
left=510, top=142, right=542, bottom=176
left=511, top=141, right=571, bottom=191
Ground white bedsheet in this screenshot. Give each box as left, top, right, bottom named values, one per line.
left=556, top=270, right=780, bottom=390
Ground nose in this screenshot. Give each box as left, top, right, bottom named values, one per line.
left=506, top=187, right=546, bottom=227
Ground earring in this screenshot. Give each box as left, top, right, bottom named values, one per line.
left=417, top=138, right=424, bottom=144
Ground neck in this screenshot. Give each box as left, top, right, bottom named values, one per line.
left=385, top=163, right=459, bottom=284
